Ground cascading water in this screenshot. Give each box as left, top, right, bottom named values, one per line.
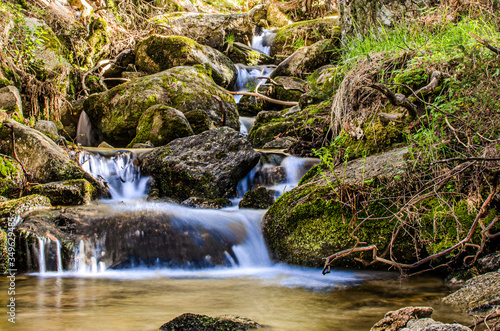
left=233, top=64, right=275, bottom=103
left=252, top=27, right=276, bottom=56
left=75, top=111, right=93, bottom=146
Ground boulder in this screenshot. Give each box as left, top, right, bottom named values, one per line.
left=30, top=179, right=98, bottom=206
left=270, top=17, right=340, bottom=57
left=0, top=86, right=23, bottom=120
left=129, top=105, right=194, bottom=147
left=0, top=229, right=7, bottom=273
left=265, top=76, right=307, bottom=103
left=0, top=195, right=51, bottom=230
left=82, top=66, right=239, bottom=147
left=0, top=154, right=25, bottom=199
left=270, top=39, right=341, bottom=79
left=266, top=1, right=292, bottom=27
left=239, top=187, right=275, bottom=209
left=478, top=251, right=500, bottom=273
left=150, top=12, right=253, bottom=51
left=442, top=271, right=500, bottom=314
left=227, top=42, right=272, bottom=66
left=34, top=120, right=58, bottom=140
left=159, top=313, right=261, bottom=330
left=248, top=111, right=293, bottom=148
left=0, top=120, right=107, bottom=191
left=370, top=307, right=470, bottom=331
left=141, top=127, right=261, bottom=201
left=181, top=197, right=232, bottom=209
left=262, top=137, right=297, bottom=149
left=135, top=35, right=237, bottom=88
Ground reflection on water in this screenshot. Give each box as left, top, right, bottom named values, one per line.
left=0, top=272, right=469, bottom=331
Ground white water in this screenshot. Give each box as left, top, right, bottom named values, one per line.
left=75, top=110, right=92, bottom=146
left=55, top=239, right=63, bottom=273
left=37, top=237, right=46, bottom=274
left=251, top=28, right=276, bottom=56
left=233, top=65, right=275, bottom=103
left=239, top=116, right=255, bottom=135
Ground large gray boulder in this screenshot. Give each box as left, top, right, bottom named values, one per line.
left=141, top=127, right=261, bottom=201
left=0, top=86, right=23, bottom=118
left=82, top=66, right=239, bottom=147
left=150, top=12, right=253, bottom=51
left=135, top=35, right=237, bottom=88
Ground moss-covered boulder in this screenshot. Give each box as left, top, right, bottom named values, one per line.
left=184, top=110, right=215, bottom=135
left=0, top=229, right=7, bottom=273
left=82, top=66, right=239, bottom=147
left=239, top=187, right=274, bottom=209
left=266, top=76, right=307, bottom=103
left=30, top=179, right=97, bottom=206
left=270, top=39, right=341, bottom=79
left=128, top=105, right=194, bottom=147
left=270, top=17, right=340, bottom=57
left=263, top=148, right=413, bottom=268
left=159, top=313, right=261, bottom=330
left=0, top=120, right=106, bottom=190
left=300, top=65, right=343, bottom=107
left=0, top=154, right=25, bottom=199
left=135, top=35, right=237, bottom=88
left=141, top=127, right=261, bottom=201
left=34, top=120, right=58, bottom=140
left=181, top=197, right=232, bottom=209
left=0, top=195, right=51, bottom=230
left=227, top=42, right=272, bottom=66
left=266, top=1, right=291, bottom=27
left=0, top=86, right=23, bottom=120
left=150, top=12, right=253, bottom=51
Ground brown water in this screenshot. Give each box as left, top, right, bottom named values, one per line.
left=0, top=271, right=470, bottom=331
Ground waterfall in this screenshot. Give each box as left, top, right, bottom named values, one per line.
left=234, top=64, right=274, bottom=103
left=239, top=116, right=255, bottom=135
left=76, top=111, right=93, bottom=147
left=37, top=237, right=46, bottom=274
left=55, top=239, right=63, bottom=273
left=76, top=150, right=150, bottom=201
left=252, top=28, right=276, bottom=56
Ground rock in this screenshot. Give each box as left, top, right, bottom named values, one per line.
left=239, top=187, right=274, bottom=209
left=184, top=109, right=216, bottom=135
left=478, top=251, right=500, bottom=273
left=0, top=195, right=51, bottom=230
left=442, top=271, right=500, bottom=313
left=181, top=197, right=232, bottom=209
left=262, top=137, right=297, bottom=149
left=0, top=120, right=107, bottom=192
left=254, top=165, right=286, bottom=186
left=300, top=65, right=342, bottom=107
left=34, top=120, right=58, bottom=140
left=248, top=111, right=293, bottom=148
left=270, top=39, right=341, bottom=79
left=0, top=86, right=23, bottom=120
left=129, top=105, right=194, bottom=147
left=0, top=229, right=7, bottom=273
left=0, top=154, right=25, bottom=199
left=370, top=307, right=433, bottom=331
left=150, top=12, right=253, bottom=51
left=97, top=141, right=114, bottom=148
left=263, top=147, right=412, bottom=267
left=159, top=313, right=261, bottom=330
left=227, top=42, right=272, bottom=66
left=82, top=66, right=238, bottom=147
left=270, top=17, right=340, bottom=57
left=30, top=179, right=97, bottom=206
left=248, top=4, right=267, bottom=25
left=135, top=35, right=237, bottom=88
left=141, top=127, right=261, bottom=201
left=266, top=76, right=307, bottom=103
left=266, top=1, right=292, bottom=27
left=401, top=318, right=471, bottom=331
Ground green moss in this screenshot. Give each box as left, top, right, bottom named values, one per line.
left=0, top=155, right=24, bottom=198
left=0, top=229, right=7, bottom=274
left=30, top=179, right=96, bottom=206
left=0, top=195, right=51, bottom=231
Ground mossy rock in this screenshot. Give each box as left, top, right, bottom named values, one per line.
left=184, top=110, right=215, bottom=135
left=270, top=17, right=340, bottom=57
left=239, top=187, right=274, bottom=209
left=268, top=76, right=306, bottom=102
left=0, top=195, right=51, bottom=231
left=181, top=197, right=232, bottom=209
left=0, top=154, right=25, bottom=199
left=128, top=105, right=194, bottom=147
left=227, top=42, right=271, bottom=66
left=237, top=94, right=264, bottom=116
left=135, top=35, right=237, bottom=88
left=83, top=66, right=239, bottom=147
left=300, top=65, right=344, bottom=107
left=248, top=118, right=293, bottom=148
left=159, top=313, right=261, bottom=330
left=30, top=179, right=97, bottom=206
left=0, top=229, right=7, bottom=273
left=266, top=1, right=291, bottom=27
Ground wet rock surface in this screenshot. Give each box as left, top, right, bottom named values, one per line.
left=159, top=313, right=261, bottom=330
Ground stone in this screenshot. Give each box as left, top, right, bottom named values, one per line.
left=442, top=271, right=500, bottom=313
left=0, top=119, right=107, bottom=193
left=181, top=197, right=232, bottom=209
left=0, top=86, right=23, bottom=120
left=129, top=105, right=194, bottom=147
left=266, top=1, right=292, bottom=27
left=0, top=195, right=51, bottom=230
left=97, top=141, right=114, bottom=148
left=270, top=39, right=341, bottom=79
left=270, top=17, right=340, bottom=57
left=141, top=127, right=261, bottom=201
left=401, top=318, right=471, bottom=331
left=239, top=187, right=275, bottom=209
left=370, top=307, right=434, bottom=331
left=30, top=179, right=97, bottom=206
left=227, top=42, right=272, bottom=66
left=82, top=66, right=239, bottom=147
left=34, top=120, right=58, bottom=140
left=135, top=35, right=237, bottom=88
left=478, top=251, right=500, bottom=273
left=159, top=313, right=261, bottom=330
left=262, top=137, right=297, bottom=149
left=0, top=154, right=25, bottom=199
left=150, top=12, right=253, bottom=51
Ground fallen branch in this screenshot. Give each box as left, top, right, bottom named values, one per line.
left=214, top=96, right=226, bottom=126
left=413, top=71, right=442, bottom=96
left=228, top=91, right=298, bottom=106
left=369, top=83, right=417, bottom=119
left=82, top=59, right=112, bottom=96
left=470, top=32, right=500, bottom=56
left=4, top=122, right=31, bottom=183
